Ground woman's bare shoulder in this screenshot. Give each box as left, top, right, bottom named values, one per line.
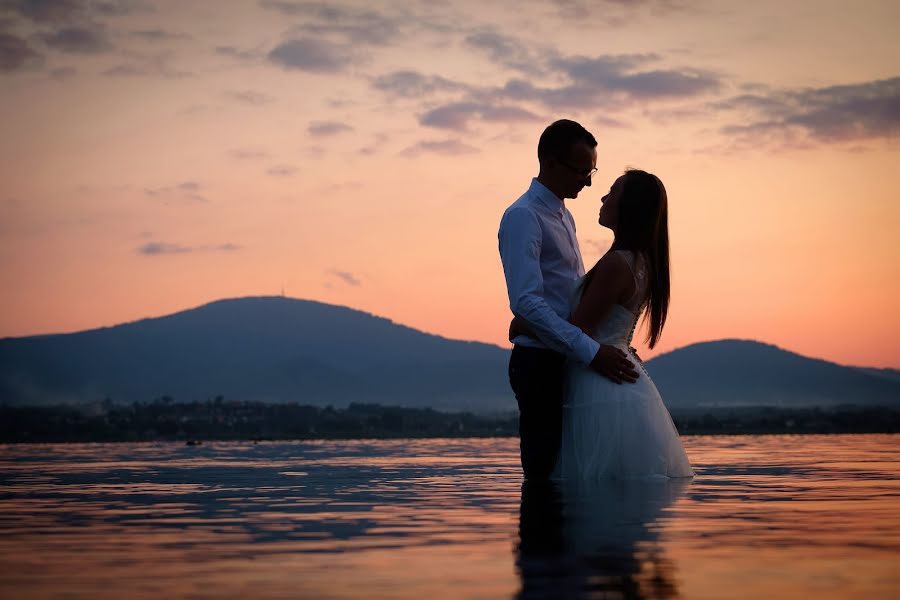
left=582, top=251, right=635, bottom=304
left=591, top=250, right=631, bottom=280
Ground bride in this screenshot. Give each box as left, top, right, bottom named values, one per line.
left=518, top=169, right=693, bottom=480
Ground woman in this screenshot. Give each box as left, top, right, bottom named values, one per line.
left=519, top=169, right=693, bottom=480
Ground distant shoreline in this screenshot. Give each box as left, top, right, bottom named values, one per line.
left=3, top=431, right=899, bottom=446
left=2, top=400, right=898, bottom=443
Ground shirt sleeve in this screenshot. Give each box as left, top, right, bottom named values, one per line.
left=498, top=207, right=600, bottom=365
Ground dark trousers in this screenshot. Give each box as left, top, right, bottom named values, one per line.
left=508, top=345, right=567, bottom=481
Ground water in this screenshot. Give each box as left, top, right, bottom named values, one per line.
left=1, top=434, right=898, bottom=599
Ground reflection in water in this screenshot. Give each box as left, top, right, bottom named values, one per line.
left=0, top=435, right=898, bottom=599
left=517, top=479, right=688, bottom=599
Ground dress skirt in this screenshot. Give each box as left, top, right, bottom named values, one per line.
left=553, top=359, right=694, bottom=481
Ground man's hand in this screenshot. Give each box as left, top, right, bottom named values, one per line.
left=590, top=345, right=639, bottom=384
left=508, top=316, right=536, bottom=341
left=629, top=347, right=644, bottom=364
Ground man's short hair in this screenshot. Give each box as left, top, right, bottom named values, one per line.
left=537, top=119, right=597, bottom=162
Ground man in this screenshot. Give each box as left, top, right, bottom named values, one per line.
left=498, top=119, right=639, bottom=481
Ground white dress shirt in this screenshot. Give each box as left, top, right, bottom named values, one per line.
left=498, top=178, right=600, bottom=365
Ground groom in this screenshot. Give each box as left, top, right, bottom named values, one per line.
left=498, top=119, right=639, bottom=481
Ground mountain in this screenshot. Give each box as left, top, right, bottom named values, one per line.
left=1, top=301, right=898, bottom=413
left=0, top=297, right=514, bottom=412
left=856, top=367, right=900, bottom=383
left=644, top=339, right=900, bottom=410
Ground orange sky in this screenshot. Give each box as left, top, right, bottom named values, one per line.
left=1, top=0, right=899, bottom=367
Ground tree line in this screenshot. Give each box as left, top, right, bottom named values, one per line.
left=1, top=398, right=897, bottom=443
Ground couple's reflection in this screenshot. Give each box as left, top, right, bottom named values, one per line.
left=516, top=478, right=688, bottom=599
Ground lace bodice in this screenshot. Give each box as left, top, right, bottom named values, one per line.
left=570, top=250, right=648, bottom=348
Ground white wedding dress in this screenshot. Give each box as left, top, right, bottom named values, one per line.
left=553, top=250, right=694, bottom=481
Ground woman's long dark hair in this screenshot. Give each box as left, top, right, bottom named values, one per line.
left=610, top=169, right=670, bottom=348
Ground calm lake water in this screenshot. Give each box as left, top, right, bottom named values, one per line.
left=1, top=434, right=898, bottom=599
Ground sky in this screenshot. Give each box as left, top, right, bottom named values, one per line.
left=0, top=0, right=898, bottom=368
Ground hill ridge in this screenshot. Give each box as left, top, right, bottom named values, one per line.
left=1, top=298, right=897, bottom=411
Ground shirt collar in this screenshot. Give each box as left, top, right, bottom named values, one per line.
left=529, top=178, right=565, bottom=216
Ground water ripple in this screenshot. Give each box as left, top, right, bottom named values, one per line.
left=0, top=434, right=898, bottom=599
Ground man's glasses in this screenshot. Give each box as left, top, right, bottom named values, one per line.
left=557, top=160, right=598, bottom=179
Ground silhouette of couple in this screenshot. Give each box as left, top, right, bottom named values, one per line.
left=498, top=119, right=693, bottom=482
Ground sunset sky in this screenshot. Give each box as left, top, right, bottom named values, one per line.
left=1, top=0, right=898, bottom=367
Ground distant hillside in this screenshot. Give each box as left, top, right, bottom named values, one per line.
left=857, top=367, right=900, bottom=383
left=645, top=339, right=900, bottom=409
left=0, top=297, right=514, bottom=412
left=1, top=302, right=897, bottom=413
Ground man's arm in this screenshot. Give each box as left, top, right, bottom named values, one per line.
left=498, top=207, right=600, bottom=365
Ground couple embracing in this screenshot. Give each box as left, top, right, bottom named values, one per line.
left=499, top=119, right=693, bottom=482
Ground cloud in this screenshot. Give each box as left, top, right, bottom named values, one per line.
left=472, top=43, right=720, bottom=109
left=400, top=138, right=479, bottom=157
left=317, top=180, right=362, bottom=193
left=176, top=181, right=200, bottom=192
left=371, top=70, right=467, bottom=98
left=305, top=144, right=326, bottom=158
left=103, top=52, right=191, bottom=78
left=546, top=0, right=695, bottom=24
left=267, top=37, right=355, bottom=73
left=370, top=47, right=720, bottom=131
left=137, top=241, right=191, bottom=255
left=1, top=0, right=149, bottom=24
left=224, top=89, right=275, bottom=105
left=41, top=25, right=113, bottom=53
left=0, top=32, right=43, bottom=71
left=359, top=132, right=389, bottom=155
left=179, top=103, right=207, bottom=115
left=593, top=114, right=628, bottom=129
left=266, top=165, right=299, bottom=176
left=501, top=53, right=722, bottom=108
left=307, top=120, right=352, bottom=136
left=138, top=241, right=242, bottom=256
left=49, top=65, right=76, bottom=79
left=92, top=0, right=152, bottom=17
left=102, top=64, right=143, bottom=76
left=495, top=72, right=712, bottom=112
left=145, top=181, right=207, bottom=203
left=551, top=53, right=651, bottom=79
left=215, top=45, right=261, bottom=61
left=262, top=1, right=400, bottom=46
left=420, top=101, right=541, bottom=130
left=327, top=268, right=360, bottom=286
left=713, top=77, right=900, bottom=144
left=738, top=81, right=772, bottom=94
left=129, top=29, right=190, bottom=42
left=229, top=148, right=270, bottom=159
left=1, top=0, right=83, bottom=24
left=465, top=29, right=545, bottom=76
left=257, top=0, right=311, bottom=15
left=604, top=68, right=719, bottom=99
